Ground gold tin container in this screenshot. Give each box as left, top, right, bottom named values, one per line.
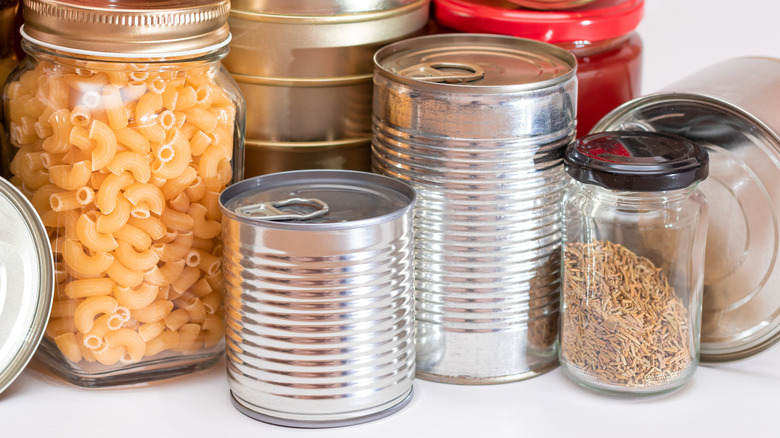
left=225, top=0, right=430, bottom=146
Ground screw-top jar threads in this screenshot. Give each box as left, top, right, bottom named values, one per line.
left=432, top=0, right=644, bottom=136
left=21, top=0, right=230, bottom=57
left=560, top=131, right=709, bottom=395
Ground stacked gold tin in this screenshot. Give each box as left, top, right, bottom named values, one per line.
left=224, top=0, right=430, bottom=177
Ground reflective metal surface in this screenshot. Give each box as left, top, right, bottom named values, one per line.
left=225, top=0, right=429, bottom=144
left=244, top=138, right=371, bottom=178
left=591, top=57, right=780, bottom=362
left=234, top=74, right=373, bottom=142
left=0, top=177, right=53, bottom=394
left=231, top=0, right=420, bottom=15
left=220, top=170, right=417, bottom=427
left=372, top=34, right=576, bottom=383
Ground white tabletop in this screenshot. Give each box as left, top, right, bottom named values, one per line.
left=4, top=0, right=780, bottom=436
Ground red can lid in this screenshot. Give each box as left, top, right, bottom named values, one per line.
left=433, top=0, right=644, bottom=43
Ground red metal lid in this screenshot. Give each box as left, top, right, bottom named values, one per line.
left=433, top=0, right=644, bottom=43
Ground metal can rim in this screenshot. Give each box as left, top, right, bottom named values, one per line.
left=373, top=33, right=577, bottom=94
left=219, top=169, right=416, bottom=231
left=231, top=71, right=372, bottom=88
left=230, top=0, right=428, bottom=24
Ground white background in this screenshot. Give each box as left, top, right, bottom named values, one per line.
left=3, top=0, right=780, bottom=436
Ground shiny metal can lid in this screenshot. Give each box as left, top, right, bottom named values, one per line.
left=21, top=0, right=230, bottom=57
left=0, top=178, right=54, bottom=394
left=219, top=170, right=416, bottom=231
left=374, top=34, right=577, bottom=93
left=374, top=33, right=576, bottom=93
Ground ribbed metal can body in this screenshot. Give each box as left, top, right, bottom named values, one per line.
left=372, top=34, right=577, bottom=383
left=220, top=170, right=417, bottom=427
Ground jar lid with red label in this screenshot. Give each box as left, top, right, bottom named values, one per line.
left=432, top=0, right=644, bottom=44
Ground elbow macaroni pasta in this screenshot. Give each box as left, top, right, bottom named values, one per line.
left=4, top=56, right=236, bottom=367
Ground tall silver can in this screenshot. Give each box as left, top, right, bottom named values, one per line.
left=220, top=170, right=417, bottom=427
left=591, top=57, right=780, bottom=363
left=372, top=34, right=577, bottom=383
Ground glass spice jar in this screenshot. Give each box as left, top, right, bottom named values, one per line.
left=559, top=131, right=708, bottom=396
left=2, top=0, right=245, bottom=387
left=431, top=0, right=644, bottom=136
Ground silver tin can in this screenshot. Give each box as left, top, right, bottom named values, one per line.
left=220, top=170, right=417, bottom=427
left=225, top=0, right=430, bottom=143
left=372, top=34, right=577, bottom=383
left=591, top=57, right=780, bottom=362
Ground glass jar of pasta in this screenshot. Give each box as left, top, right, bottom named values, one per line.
left=2, top=0, right=244, bottom=387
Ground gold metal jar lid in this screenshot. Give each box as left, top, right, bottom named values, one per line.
left=230, top=0, right=420, bottom=15
left=21, top=0, right=231, bottom=57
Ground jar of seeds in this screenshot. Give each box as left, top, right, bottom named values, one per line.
left=559, top=131, right=709, bottom=395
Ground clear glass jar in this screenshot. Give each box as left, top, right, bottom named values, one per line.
left=431, top=0, right=644, bottom=136
left=2, top=0, right=244, bottom=387
left=559, top=131, right=708, bottom=395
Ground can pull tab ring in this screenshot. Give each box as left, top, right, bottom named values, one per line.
left=397, top=62, right=485, bottom=84
left=236, top=198, right=329, bottom=221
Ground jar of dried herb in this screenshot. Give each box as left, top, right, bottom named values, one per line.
left=559, top=131, right=709, bottom=395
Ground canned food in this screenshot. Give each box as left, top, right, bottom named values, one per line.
left=225, top=0, right=430, bottom=145
left=592, top=57, right=780, bottom=362
left=220, top=170, right=417, bottom=427
left=372, top=34, right=577, bottom=383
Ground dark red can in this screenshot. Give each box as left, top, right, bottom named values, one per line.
left=432, top=0, right=643, bottom=136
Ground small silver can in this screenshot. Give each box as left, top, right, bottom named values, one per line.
left=372, top=34, right=577, bottom=383
left=220, top=170, right=416, bottom=428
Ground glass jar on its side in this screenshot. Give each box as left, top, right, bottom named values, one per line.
left=431, top=0, right=644, bottom=136
left=559, top=131, right=708, bottom=395
left=2, top=0, right=244, bottom=387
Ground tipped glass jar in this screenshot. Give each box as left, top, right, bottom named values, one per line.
left=2, top=0, right=245, bottom=387
left=559, top=131, right=708, bottom=396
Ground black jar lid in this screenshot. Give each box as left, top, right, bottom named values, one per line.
left=564, top=131, right=709, bottom=191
